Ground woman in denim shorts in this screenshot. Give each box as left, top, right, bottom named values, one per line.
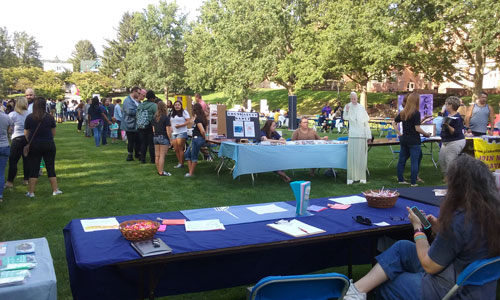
left=152, top=101, right=172, bottom=176
left=170, top=100, right=191, bottom=169
left=184, top=103, right=207, bottom=177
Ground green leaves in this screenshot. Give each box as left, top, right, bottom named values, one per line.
left=68, top=72, right=118, bottom=100
left=70, top=40, right=97, bottom=73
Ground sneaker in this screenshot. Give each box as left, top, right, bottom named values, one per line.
left=398, top=181, right=410, bottom=184
left=347, top=180, right=354, bottom=185
left=126, top=155, right=134, bottom=161
left=52, top=189, right=63, bottom=196
left=184, top=173, right=193, bottom=177
left=360, top=179, right=367, bottom=184
left=25, top=192, right=35, bottom=198
left=158, top=171, right=172, bottom=176
left=411, top=183, right=418, bottom=187
left=174, top=163, right=183, bottom=168
left=344, top=279, right=367, bottom=300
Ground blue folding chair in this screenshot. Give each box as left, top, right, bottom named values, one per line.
left=386, top=131, right=400, bottom=167
left=442, top=256, right=500, bottom=300
left=247, top=272, right=350, bottom=300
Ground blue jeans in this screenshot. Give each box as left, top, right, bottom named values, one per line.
left=93, top=122, right=103, bottom=147
left=102, top=122, right=108, bottom=145
left=185, top=136, right=205, bottom=163
left=0, top=146, right=11, bottom=198
left=376, top=240, right=424, bottom=300
left=397, top=143, right=421, bottom=184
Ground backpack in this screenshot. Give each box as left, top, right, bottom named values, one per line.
left=136, top=103, right=153, bottom=129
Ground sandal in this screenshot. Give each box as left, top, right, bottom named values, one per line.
left=398, top=181, right=410, bottom=184
left=417, top=177, right=424, bottom=183
left=158, top=171, right=171, bottom=176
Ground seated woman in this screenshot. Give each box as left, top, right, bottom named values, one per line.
left=292, top=117, right=328, bottom=176
left=439, top=96, right=465, bottom=176
left=344, top=154, right=500, bottom=300
left=317, top=112, right=328, bottom=132
left=260, top=120, right=291, bottom=182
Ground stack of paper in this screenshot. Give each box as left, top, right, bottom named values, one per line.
left=267, top=219, right=325, bottom=237
left=0, top=255, right=37, bottom=271
left=80, top=217, right=119, bottom=232
left=329, top=196, right=366, bottom=205
left=185, top=219, right=225, bottom=231
left=0, top=270, right=31, bottom=287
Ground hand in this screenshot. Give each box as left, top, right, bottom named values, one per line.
left=406, top=206, right=425, bottom=229
left=322, top=136, right=328, bottom=140
left=345, top=105, right=349, bottom=112
left=426, top=214, right=439, bottom=234
left=175, top=124, right=183, bottom=128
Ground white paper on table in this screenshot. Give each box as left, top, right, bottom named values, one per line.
left=185, top=219, right=225, bottom=231
left=374, top=222, right=391, bottom=227
left=433, top=189, right=447, bottom=196
left=81, top=217, right=119, bottom=232
left=247, top=204, right=288, bottom=215
left=233, top=121, right=244, bottom=137
left=329, top=196, right=367, bottom=205
left=244, top=121, right=255, bottom=137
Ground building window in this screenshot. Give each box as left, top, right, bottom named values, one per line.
left=407, top=82, right=415, bottom=91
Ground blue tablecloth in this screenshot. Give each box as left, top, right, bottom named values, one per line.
left=0, top=237, right=57, bottom=300
left=219, top=142, right=348, bottom=179
left=64, top=196, right=439, bottom=299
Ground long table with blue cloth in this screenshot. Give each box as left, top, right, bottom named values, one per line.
left=218, top=141, right=348, bottom=179
left=63, top=195, right=439, bottom=300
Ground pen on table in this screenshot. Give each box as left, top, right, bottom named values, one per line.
left=298, top=227, right=309, bottom=234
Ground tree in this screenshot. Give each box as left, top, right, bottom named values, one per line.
left=0, top=66, right=43, bottom=93
left=125, top=1, right=188, bottom=96
left=392, top=0, right=500, bottom=99
left=0, top=27, right=17, bottom=68
left=68, top=72, right=118, bottom=100
left=70, top=40, right=97, bottom=73
left=100, top=12, right=138, bottom=84
left=33, top=71, right=65, bottom=99
left=12, top=31, right=42, bottom=67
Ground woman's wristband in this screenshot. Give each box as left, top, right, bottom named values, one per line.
left=414, top=228, right=424, bottom=234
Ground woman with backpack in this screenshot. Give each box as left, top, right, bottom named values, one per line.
left=136, top=90, right=157, bottom=163
left=88, top=96, right=111, bottom=147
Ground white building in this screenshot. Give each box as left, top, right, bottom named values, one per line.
left=43, top=61, right=73, bottom=73
left=438, top=58, right=500, bottom=93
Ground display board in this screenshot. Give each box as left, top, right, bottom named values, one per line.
left=209, top=104, right=227, bottom=136
left=225, top=111, right=260, bottom=139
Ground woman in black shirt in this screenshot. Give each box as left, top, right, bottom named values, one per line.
left=24, top=97, right=62, bottom=197
left=152, top=101, right=172, bottom=176
left=392, top=93, right=430, bottom=186
left=439, top=96, right=465, bottom=175
left=184, top=103, right=207, bottom=177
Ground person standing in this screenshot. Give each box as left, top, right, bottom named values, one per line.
left=113, top=99, right=123, bottom=141
left=392, top=93, right=431, bottom=186
left=152, top=101, right=172, bottom=176
left=5, top=98, right=29, bottom=188
left=344, top=92, right=372, bottom=184
left=24, top=97, right=62, bottom=197
left=88, top=97, right=111, bottom=147
left=465, top=91, right=495, bottom=136
left=136, top=90, right=157, bottom=163
left=122, top=87, right=141, bottom=161
left=438, top=96, right=465, bottom=175
left=170, top=100, right=191, bottom=168
left=321, top=102, right=332, bottom=117
left=83, top=99, right=91, bottom=137
left=194, top=93, right=209, bottom=117
left=0, top=106, right=13, bottom=201
left=25, top=88, right=35, bottom=114
left=75, top=102, right=84, bottom=133
left=185, top=103, right=208, bottom=177
left=101, top=98, right=112, bottom=146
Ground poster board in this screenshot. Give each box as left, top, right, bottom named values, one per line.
left=217, top=105, right=227, bottom=136
left=419, top=94, right=433, bottom=124
left=225, top=111, right=259, bottom=139
left=473, top=138, right=500, bottom=171
left=209, top=104, right=227, bottom=136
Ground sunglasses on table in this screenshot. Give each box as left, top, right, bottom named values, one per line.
left=352, top=215, right=372, bottom=226
left=389, top=216, right=408, bottom=221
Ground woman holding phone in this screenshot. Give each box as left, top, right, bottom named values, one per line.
left=344, top=154, right=500, bottom=300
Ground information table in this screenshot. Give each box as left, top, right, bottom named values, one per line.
left=218, top=142, right=348, bottom=179
left=0, top=237, right=57, bottom=300
left=64, top=196, right=439, bottom=300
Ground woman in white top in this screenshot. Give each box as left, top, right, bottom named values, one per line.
left=5, top=98, right=30, bottom=188
left=170, top=100, right=191, bottom=168
left=343, top=92, right=372, bottom=184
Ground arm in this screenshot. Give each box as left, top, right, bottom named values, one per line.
left=392, top=121, right=401, bottom=136
left=415, top=125, right=431, bottom=137
left=24, top=129, right=30, bottom=142
left=123, top=100, right=137, bottom=116
left=51, top=128, right=56, bottom=137
left=464, top=104, right=473, bottom=130
left=489, top=106, right=495, bottom=134
left=291, top=130, right=298, bottom=141
left=101, top=113, right=111, bottom=125
left=407, top=207, right=445, bottom=274
left=197, top=122, right=206, bottom=137
left=166, top=125, right=172, bottom=141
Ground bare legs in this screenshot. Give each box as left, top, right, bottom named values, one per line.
left=187, top=161, right=198, bottom=176
left=28, top=176, right=59, bottom=194
left=276, top=170, right=291, bottom=183
left=353, top=263, right=388, bottom=293
left=172, top=138, right=186, bottom=166
left=155, top=145, right=169, bottom=174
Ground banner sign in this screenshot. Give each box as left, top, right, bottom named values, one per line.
left=473, top=138, right=500, bottom=170
left=419, top=94, right=433, bottom=124
left=225, top=111, right=260, bottom=139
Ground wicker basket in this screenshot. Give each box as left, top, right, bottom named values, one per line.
left=364, top=191, right=399, bottom=208
left=119, top=219, right=160, bottom=241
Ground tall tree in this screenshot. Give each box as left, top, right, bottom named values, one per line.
left=100, top=12, right=138, bottom=84
left=393, top=0, right=500, bottom=99
left=12, top=31, right=42, bottom=67
left=125, top=1, right=188, bottom=95
left=0, top=27, right=17, bottom=68
left=69, top=72, right=118, bottom=99
left=70, top=40, right=97, bottom=72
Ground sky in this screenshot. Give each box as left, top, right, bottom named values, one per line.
left=0, top=0, right=205, bottom=61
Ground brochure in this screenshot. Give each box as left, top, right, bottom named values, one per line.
left=185, top=219, right=225, bottom=231
left=16, top=242, right=35, bottom=255
left=80, top=217, right=119, bottom=232
left=0, top=270, right=31, bottom=287
left=0, top=255, right=37, bottom=271
left=267, top=219, right=325, bottom=237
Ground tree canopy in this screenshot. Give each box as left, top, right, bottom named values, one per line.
left=70, top=40, right=97, bottom=73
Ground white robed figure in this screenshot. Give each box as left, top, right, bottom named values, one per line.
left=343, top=92, right=372, bottom=184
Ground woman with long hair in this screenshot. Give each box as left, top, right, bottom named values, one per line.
left=392, top=93, right=430, bottom=186
left=24, top=97, right=61, bottom=197
left=344, top=154, right=500, bottom=300
left=344, top=92, right=371, bottom=184
left=152, top=101, right=172, bottom=176
left=5, top=98, right=30, bottom=188
left=184, top=103, right=207, bottom=177
left=260, top=120, right=291, bottom=182
left=170, top=100, right=191, bottom=168
left=88, top=96, right=111, bottom=147
left=75, top=102, right=84, bottom=133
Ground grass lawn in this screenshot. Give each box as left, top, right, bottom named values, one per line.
left=0, top=122, right=498, bottom=299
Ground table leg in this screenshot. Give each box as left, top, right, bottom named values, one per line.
left=430, top=142, right=438, bottom=169
left=148, top=265, right=158, bottom=300
left=139, top=266, right=145, bottom=300
left=347, top=240, right=352, bottom=278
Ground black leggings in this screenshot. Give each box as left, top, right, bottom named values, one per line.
left=126, top=131, right=141, bottom=156
left=140, top=128, right=155, bottom=162
left=27, top=141, right=56, bottom=178
left=7, top=136, right=29, bottom=182
left=77, top=118, right=83, bottom=131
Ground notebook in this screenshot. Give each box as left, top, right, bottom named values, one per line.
left=130, top=238, right=172, bottom=257
left=267, top=219, right=325, bottom=237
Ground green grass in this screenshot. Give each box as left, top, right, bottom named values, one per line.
left=0, top=123, right=498, bottom=299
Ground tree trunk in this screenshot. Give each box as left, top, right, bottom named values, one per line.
left=360, top=82, right=368, bottom=108
left=164, top=86, right=169, bottom=102
left=472, top=47, right=484, bottom=101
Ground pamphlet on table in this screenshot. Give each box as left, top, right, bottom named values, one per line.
left=329, top=196, right=366, bottom=205
left=185, top=219, right=225, bottom=231
left=80, top=217, right=119, bottom=232
left=267, top=219, right=325, bottom=237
